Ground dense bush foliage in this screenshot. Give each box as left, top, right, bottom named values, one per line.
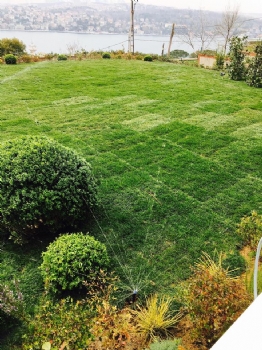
left=228, top=36, right=247, bottom=81
left=40, top=233, right=109, bottom=293
left=169, top=50, right=189, bottom=58
left=0, top=37, right=26, bottom=56
left=4, top=54, right=17, bottom=64
left=0, top=136, right=97, bottom=241
left=181, top=253, right=251, bottom=349
left=22, top=297, right=93, bottom=350
left=57, top=54, right=67, bottom=61
left=144, top=55, right=153, bottom=62
left=246, top=43, right=262, bottom=87
left=102, top=52, right=111, bottom=59
left=236, top=211, right=262, bottom=250
left=215, top=53, right=225, bottom=70
left=133, top=294, right=182, bottom=344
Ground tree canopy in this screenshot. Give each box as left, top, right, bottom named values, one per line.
left=0, top=37, right=26, bottom=56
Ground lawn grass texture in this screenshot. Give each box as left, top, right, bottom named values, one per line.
left=0, top=59, right=262, bottom=315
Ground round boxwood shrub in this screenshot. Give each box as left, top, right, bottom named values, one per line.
left=40, top=233, right=109, bottom=293
left=144, top=55, right=153, bottom=62
left=102, top=52, right=111, bottom=59
left=4, top=54, right=17, bottom=64
left=222, top=251, right=247, bottom=277
left=0, top=136, right=97, bottom=241
left=57, top=54, right=67, bottom=61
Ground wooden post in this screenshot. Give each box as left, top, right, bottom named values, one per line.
left=167, top=23, right=175, bottom=57
left=161, top=43, right=165, bottom=56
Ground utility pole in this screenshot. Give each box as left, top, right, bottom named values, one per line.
left=129, top=0, right=138, bottom=54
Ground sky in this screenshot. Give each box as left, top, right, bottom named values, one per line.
left=0, top=0, right=261, bottom=15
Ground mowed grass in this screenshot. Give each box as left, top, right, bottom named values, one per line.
left=0, top=59, right=262, bottom=303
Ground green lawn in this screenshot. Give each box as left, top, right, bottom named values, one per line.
left=0, top=58, right=262, bottom=323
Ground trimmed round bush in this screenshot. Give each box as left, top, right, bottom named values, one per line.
left=40, top=233, right=109, bottom=293
left=102, top=52, right=111, bottom=59
left=4, top=54, right=17, bottom=64
left=144, top=55, right=153, bottom=62
left=57, top=54, right=67, bottom=61
left=0, top=136, right=97, bottom=241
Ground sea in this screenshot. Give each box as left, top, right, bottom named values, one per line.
left=0, top=30, right=222, bottom=55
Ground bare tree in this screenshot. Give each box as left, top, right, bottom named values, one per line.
left=215, top=4, right=241, bottom=54
left=182, top=9, right=216, bottom=52
left=67, top=41, right=80, bottom=59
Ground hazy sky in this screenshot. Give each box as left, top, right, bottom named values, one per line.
left=0, top=0, right=261, bottom=15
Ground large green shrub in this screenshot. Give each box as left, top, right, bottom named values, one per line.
left=0, top=38, right=26, bottom=56
left=4, top=54, right=17, bottom=64
left=40, top=233, right=109, bottom=293
left=246, top=43, right=262, bottom=87
left=57, top=54, right=67, bottom=61
left=228, top=36, right=247, bottom=81
left=0, top=136, right=97, bottom=241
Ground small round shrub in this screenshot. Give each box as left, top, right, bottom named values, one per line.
left=40, top=233, right=109, bottom=293
left=57, top=54, right=67, bottom=61
left=144, top=55, right=153, bottom=62
left=0, top=136, right=97, bottom=241
left=4, top=54, right=17, bottom=64
left=102, top=52, right=111, bottom=59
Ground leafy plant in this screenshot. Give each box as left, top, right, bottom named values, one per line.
left=0, top=280, right=24, bottom=319
left=0, top=37, right=26, bottom=56
left=246, top=42, right=262, bottom=87
left=40, top=233, right=109, bottom=293
left=236, top=211, right=262, bottom=250
left=144, top=55, right=153, bottom=62
left=149, top=339, right=183, bottom=350
left=22, top=296, right=93, bottom=350
left=228, top=36, right=247, bottom=80
left=4, top=54, right=17, bottom=64
left=89, top=300, right=143, bottom=350
left=181, top=252, right=251, bottom=348
left=0, top=136, right=97, bottom=242
left=102, top=52, right=111, bottom=59
left=215, top=53, right=225, bottom=70
left=169, top=50, right=189, bottom=59
left=57, top=54, right=67, bottom=61
left=132, top=294, right=182, bottom=344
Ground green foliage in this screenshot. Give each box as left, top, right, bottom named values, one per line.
left=133, top=294, right=182, bottom=343
left=236, top=211, right=262, bottom=250
left=144, top=55, right=153, bottom=62
left=22, top=296, right=93, bottom=350
left=181, top=252, right=251, bottom=348
left=215, top=53, right=225, bottom=70
left=40, top=233, right=109, bottom=293
left=0, top=38, right=26, bottom=56
left=246, top=42, right=262, bottom=87
left=221, top=251, right=247, bottom=277
left=57, top=54, right=67, bottom=61
left=169, top=50, right=189, bottom=58
left=149, top=339, right=182, bottom=350
left=0, top=136, right=97, bottom=241
left=0, top=280, right=24, bottom=320
left=102, top=52, right=111, bottom=59
left=4, top=54, right=17, bottom=64
left=1, top=58, right=262, bottom=347
left=228, top=36, right=247, bottom=81
left=20, top=55, right=32, bottom=63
